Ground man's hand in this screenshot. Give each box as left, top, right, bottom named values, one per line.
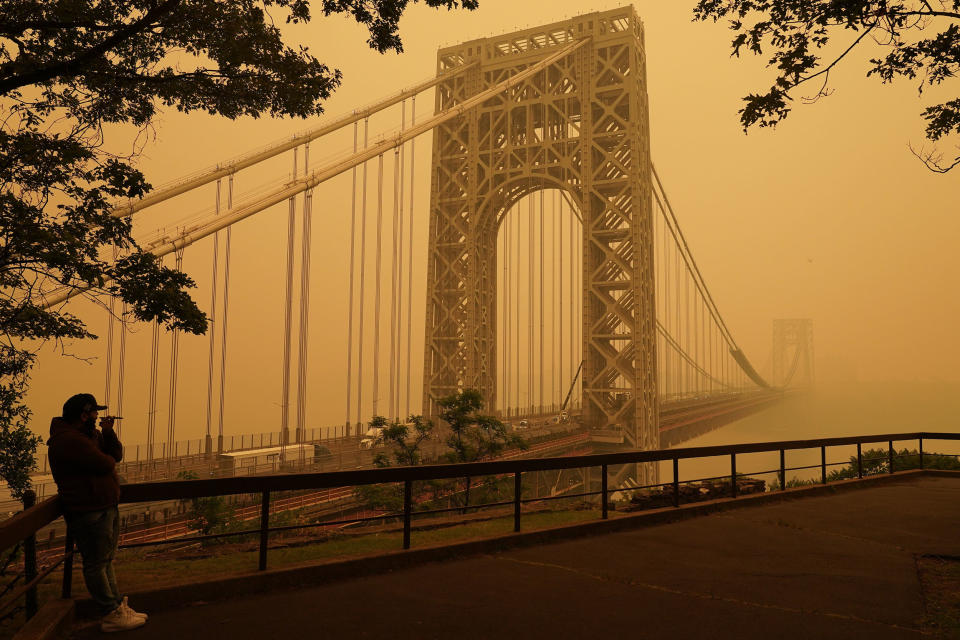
left=99, top=416, right=116, bottom=431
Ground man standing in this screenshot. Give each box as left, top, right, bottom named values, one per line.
left=48, top=393, right=147, bottom=632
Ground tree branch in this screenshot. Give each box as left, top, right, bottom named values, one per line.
left=908, top=142, right=960, bottom=173
left=0, top=0, right=182, bottom=95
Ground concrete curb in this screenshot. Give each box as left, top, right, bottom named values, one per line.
left=67, top=468, right=955, bottom=618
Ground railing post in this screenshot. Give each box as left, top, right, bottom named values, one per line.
left=820, top=446, right=827, bottom=485
left=61, top=530, right=74, bottom=599
left=919, top=437, right=924, bottom=469
left=888, top=440, right=894, bottom=475
left=403, top=480, right=412, bottom=549
left=672, top=457, right=679, bottom=508
left=856, top=442, right=863, bottom=479
left=258, top=490, right=270, bottom=571
left=779, top=449, right=786, bottom=491
left=601, top=464, right=608, bottom=519
left=730, top=454, right=737, bottom=498
left=514, top=472, right=522, bottom=532
left=22, top=490, right=37, bottom=619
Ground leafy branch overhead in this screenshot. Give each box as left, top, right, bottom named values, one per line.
left=694, top=0, right=960, bottom=172
left=0, top=0, right=478, bottom=499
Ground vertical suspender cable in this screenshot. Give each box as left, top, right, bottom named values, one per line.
left=356, top=120, right=370, bottom=429
left=538, top=190, right=544, bottom=411
left=166, top=250, right=184, bottom=460
left=296, top=145, right=313, bottom=455
left=103, top=246, right=117, bottom=407
left=507, top=212, right=512, bottom=413
left=709, top=299, right=714, bottom=393
left=345, top=123, right=359, bottom=434
left=405, top=97, right=416, bottom=417
left=389, top=138, right=400, bottom=420
left=395, top=101, right=406, bottom=421
left=677, top=245, right=683, bottom=393
left=205, top=180, right=221, bottom=453
left=505, top=214, right=511, bottom=413
left=578, top=211, right=583, bottom=406
left=116, top=303, right=127, bottom=440
left=511, top=213, right=516, bottom=413
left=555, top=190, right=560, bottom=406
left=527, top=195, right=533, bottom=412
left=685, top=255, right=690, bottom=396
left=146, top=316, right=160, bottom=461
left=372, top=153, right=385, bottom=417
left=558, top=193, right=563, bottom=406
left=569, top=193, right=575, bottom=407
left=217, top=175, right=233, bottom=453
left=515, top=210, right=520, bottom=414
left=281, top=148, right=298, bottom=453
left=663, top=218, right=670, bottom=398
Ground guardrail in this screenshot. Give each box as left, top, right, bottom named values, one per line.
left=1, top=431, right=958, bottom=624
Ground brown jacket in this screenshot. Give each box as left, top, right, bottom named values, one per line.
left=47, top=418, right=123, bottom=512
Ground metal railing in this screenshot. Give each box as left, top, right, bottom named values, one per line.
left=1, top=431, right=958, bottom=624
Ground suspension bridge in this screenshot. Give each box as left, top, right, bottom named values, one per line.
left=37, top=6, right=813, bottom=491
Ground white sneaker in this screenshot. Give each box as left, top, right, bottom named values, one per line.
left=121, top=596, right=148, bottom=621
left=100, top=604, right=147, bottom=632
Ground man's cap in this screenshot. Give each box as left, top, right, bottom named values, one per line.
left=62, top=393, right=107, bottom=419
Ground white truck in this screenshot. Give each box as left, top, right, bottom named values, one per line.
left=359, top=426, right=385, bottom=450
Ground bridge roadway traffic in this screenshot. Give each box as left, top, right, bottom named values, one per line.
left=68, top=473, right=960, bottom=639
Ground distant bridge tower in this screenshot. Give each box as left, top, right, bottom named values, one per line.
left=422, top=6, right=659, bottom=468
left=772, top=319, right=814, bottom=388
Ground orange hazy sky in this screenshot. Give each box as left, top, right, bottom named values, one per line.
left=24, top=1, right=960, bottom=444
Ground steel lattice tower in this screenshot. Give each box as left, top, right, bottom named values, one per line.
left=422, top=7, right=659, bottom=468
left=772, top=319, right=815, bottom=388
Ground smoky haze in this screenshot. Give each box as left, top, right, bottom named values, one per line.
left=22, top=1, right=960, bottom=450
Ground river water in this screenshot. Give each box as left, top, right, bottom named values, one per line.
left=661, top=381, right=960, bottom=487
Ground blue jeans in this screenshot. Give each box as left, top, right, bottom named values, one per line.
left=66, top=506, right=121, bottom=616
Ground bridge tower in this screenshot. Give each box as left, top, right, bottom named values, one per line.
left=422, top=6, right=659, bottom=470
left=772, top=319, right=815, bottom=388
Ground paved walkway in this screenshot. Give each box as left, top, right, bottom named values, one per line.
left=72, top=476, right=960, bottom=639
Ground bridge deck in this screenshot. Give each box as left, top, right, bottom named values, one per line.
left=70, top=475, right=959, bottom=639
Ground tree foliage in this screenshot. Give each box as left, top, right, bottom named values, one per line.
left=438, top=389, right=524, bottom=464
left=0, top=0, right=477, bottom=498
left=437, top=389, right=525, bottom=510
left=694, top=1, right=960, bottom=172
left=355, top=391, right=526, bottom=515
left=355, top=414, right=436, bottom=512
left=772, top=447, right=960, bottom=488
